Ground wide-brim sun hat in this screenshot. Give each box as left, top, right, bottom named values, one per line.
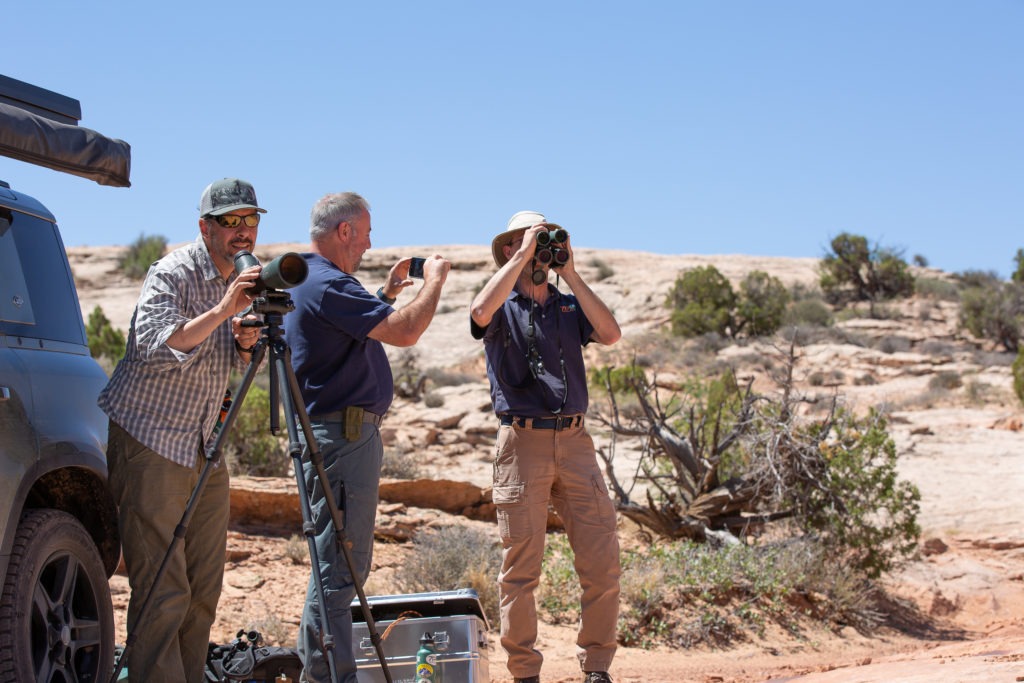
left=491, top=210, right=563, bottom=267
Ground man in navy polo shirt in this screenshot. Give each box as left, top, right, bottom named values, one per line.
left=470, top=211, right=622, bottom=683
left=284, top=191, right=450, bottom=683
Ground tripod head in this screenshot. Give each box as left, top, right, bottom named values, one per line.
left=250, top=289, right=296, bottom=318
left=236, top=290, right=298, bottom=435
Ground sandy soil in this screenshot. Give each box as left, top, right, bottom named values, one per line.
left=74, top=243, right=1024, bottom=682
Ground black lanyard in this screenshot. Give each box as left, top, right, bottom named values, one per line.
left=499, top=281, right=568, bottom=415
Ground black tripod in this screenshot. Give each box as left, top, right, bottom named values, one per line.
left=109, top=290, right=392, bottom=683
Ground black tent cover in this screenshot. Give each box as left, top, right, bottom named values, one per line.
left=0, top=101, right=131, bottom=188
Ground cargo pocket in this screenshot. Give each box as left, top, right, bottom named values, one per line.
left=589, top=474, right=618, bottom=533
left=492, top=483, right=529, bottom=542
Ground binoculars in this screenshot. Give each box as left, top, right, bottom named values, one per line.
left=233, top=250, right=308, bottom=293
left=534, top=227, right=569, bottom=268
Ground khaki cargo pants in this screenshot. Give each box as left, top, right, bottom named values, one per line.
left=492, top=420, right=621, bottom=678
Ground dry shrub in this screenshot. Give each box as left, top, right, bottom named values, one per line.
left=283, top=534, right=308, bottom=565
left=928, top=371, right=963, bottom=391
left=241, top=604, right=292, bottom=646
left=919, top=340, right=956, bottom=357
left=875, top=335, right=912, bottom=354
left=381, top=448, right=423, bottom=480
left=393, top=525, right=501, bottom=626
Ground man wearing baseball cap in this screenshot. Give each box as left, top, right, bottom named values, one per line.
left=99, top=178, right=265, bottom=682
left=471, top=210, right=622, bottom=683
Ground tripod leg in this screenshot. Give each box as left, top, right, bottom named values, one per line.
left=274, top=343, right=394, bottom=683
left=108, top=340, right=269, bottom=683
left=274, top=353, right=342, bottom=683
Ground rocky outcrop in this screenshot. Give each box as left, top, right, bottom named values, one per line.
left=228, top=475, right=569, bottom=534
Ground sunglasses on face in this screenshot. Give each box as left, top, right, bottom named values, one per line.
left=213, top=214, right=260, bottom=229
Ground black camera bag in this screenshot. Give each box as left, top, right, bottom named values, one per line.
left=222, top=644, right=303, bottom=681
left=206, top=630, right=302, bottom=682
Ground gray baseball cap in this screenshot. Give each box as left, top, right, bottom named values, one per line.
left=199, top=178, right=267, bottom=217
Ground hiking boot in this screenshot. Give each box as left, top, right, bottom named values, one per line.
left=514, top=677, right=540, bottom=683
left=583, top=673, right=613, bottom=683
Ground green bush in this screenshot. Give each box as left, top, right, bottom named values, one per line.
left=598, top=357, right=920, bottom=581
left=222, top=386, right=290, bottom=477
left=959, top=282, right=1024, bottom=352
left=589, top=364, right=648, bottom=395
left=914, top=277, right=960, bottom=301
left=1013, top=348, right=1024, bottom=405
left=819, top=232, right=914, bottom=305
left=873, top=248, right=915, bottom=297
left=782, top=298, right=834, bottom=328
left=1014, top=248, right=1024, bottom=284
left=792, top=409, right=921, bottom=579
left=667, top=265, right=736, bottom=337
left=666, top=267, right=790, bottom=339
left=735, top=271, right=790, bottom=337
left=119, top=233, right=168, bottom=280
left=85, top=305, right=125, bottom=369
left=955, top=269, right=1001, bottom=289
left=613, top=537, right=886, bottom=648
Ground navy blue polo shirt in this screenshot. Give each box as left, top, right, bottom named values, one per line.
left=471, top=285, right=594, bottom=417
left=283, top=253, right=394, bottom=417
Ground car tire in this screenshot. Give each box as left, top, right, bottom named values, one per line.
left=0, top=508, right=114, bottom=682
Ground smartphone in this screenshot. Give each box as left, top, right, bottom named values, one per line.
left=409, top=257, right=426, bottom=279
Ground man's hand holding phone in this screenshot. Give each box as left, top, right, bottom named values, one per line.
left=409, top=257, right=425, bottom=279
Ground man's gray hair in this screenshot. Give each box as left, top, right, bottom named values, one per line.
left=310, top=192, right=370, bottom=242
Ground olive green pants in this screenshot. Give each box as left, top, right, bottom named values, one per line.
left=107, top=420, right=229, bottom=683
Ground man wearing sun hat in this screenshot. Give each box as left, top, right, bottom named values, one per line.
left=99, top=178, right=266, bottom=683
left=471, top=210, right=622, bottom=683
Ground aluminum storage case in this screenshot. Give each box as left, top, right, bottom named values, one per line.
left=350, top=588, right=490, bottom=683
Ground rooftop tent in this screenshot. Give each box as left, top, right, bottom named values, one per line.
left=0, top=74, right=131, bottom=187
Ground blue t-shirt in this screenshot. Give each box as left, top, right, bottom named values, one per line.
left=283, top=253, right=394, bottom=417
left=471, top=286, right=594, bottom=417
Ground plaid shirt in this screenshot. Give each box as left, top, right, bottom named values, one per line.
left=99, top=236, right=245, bottom=468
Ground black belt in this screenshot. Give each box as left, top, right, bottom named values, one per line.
left=310, top=410, right=385, bottom=427
left=499, top=415, right=584, bottom=431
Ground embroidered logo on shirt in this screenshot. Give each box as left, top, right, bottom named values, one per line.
left=561, top=303, right=577, bottom=313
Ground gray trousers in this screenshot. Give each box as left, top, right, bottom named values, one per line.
left=297, top=419, right=383, bottom=683
left=107, top=420, right=229, bottom=683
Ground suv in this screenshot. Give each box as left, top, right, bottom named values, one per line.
left=0, top=75, right=129, bottom=681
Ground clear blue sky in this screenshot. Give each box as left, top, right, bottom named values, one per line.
left=3, top=1, right=1021, bottom=276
